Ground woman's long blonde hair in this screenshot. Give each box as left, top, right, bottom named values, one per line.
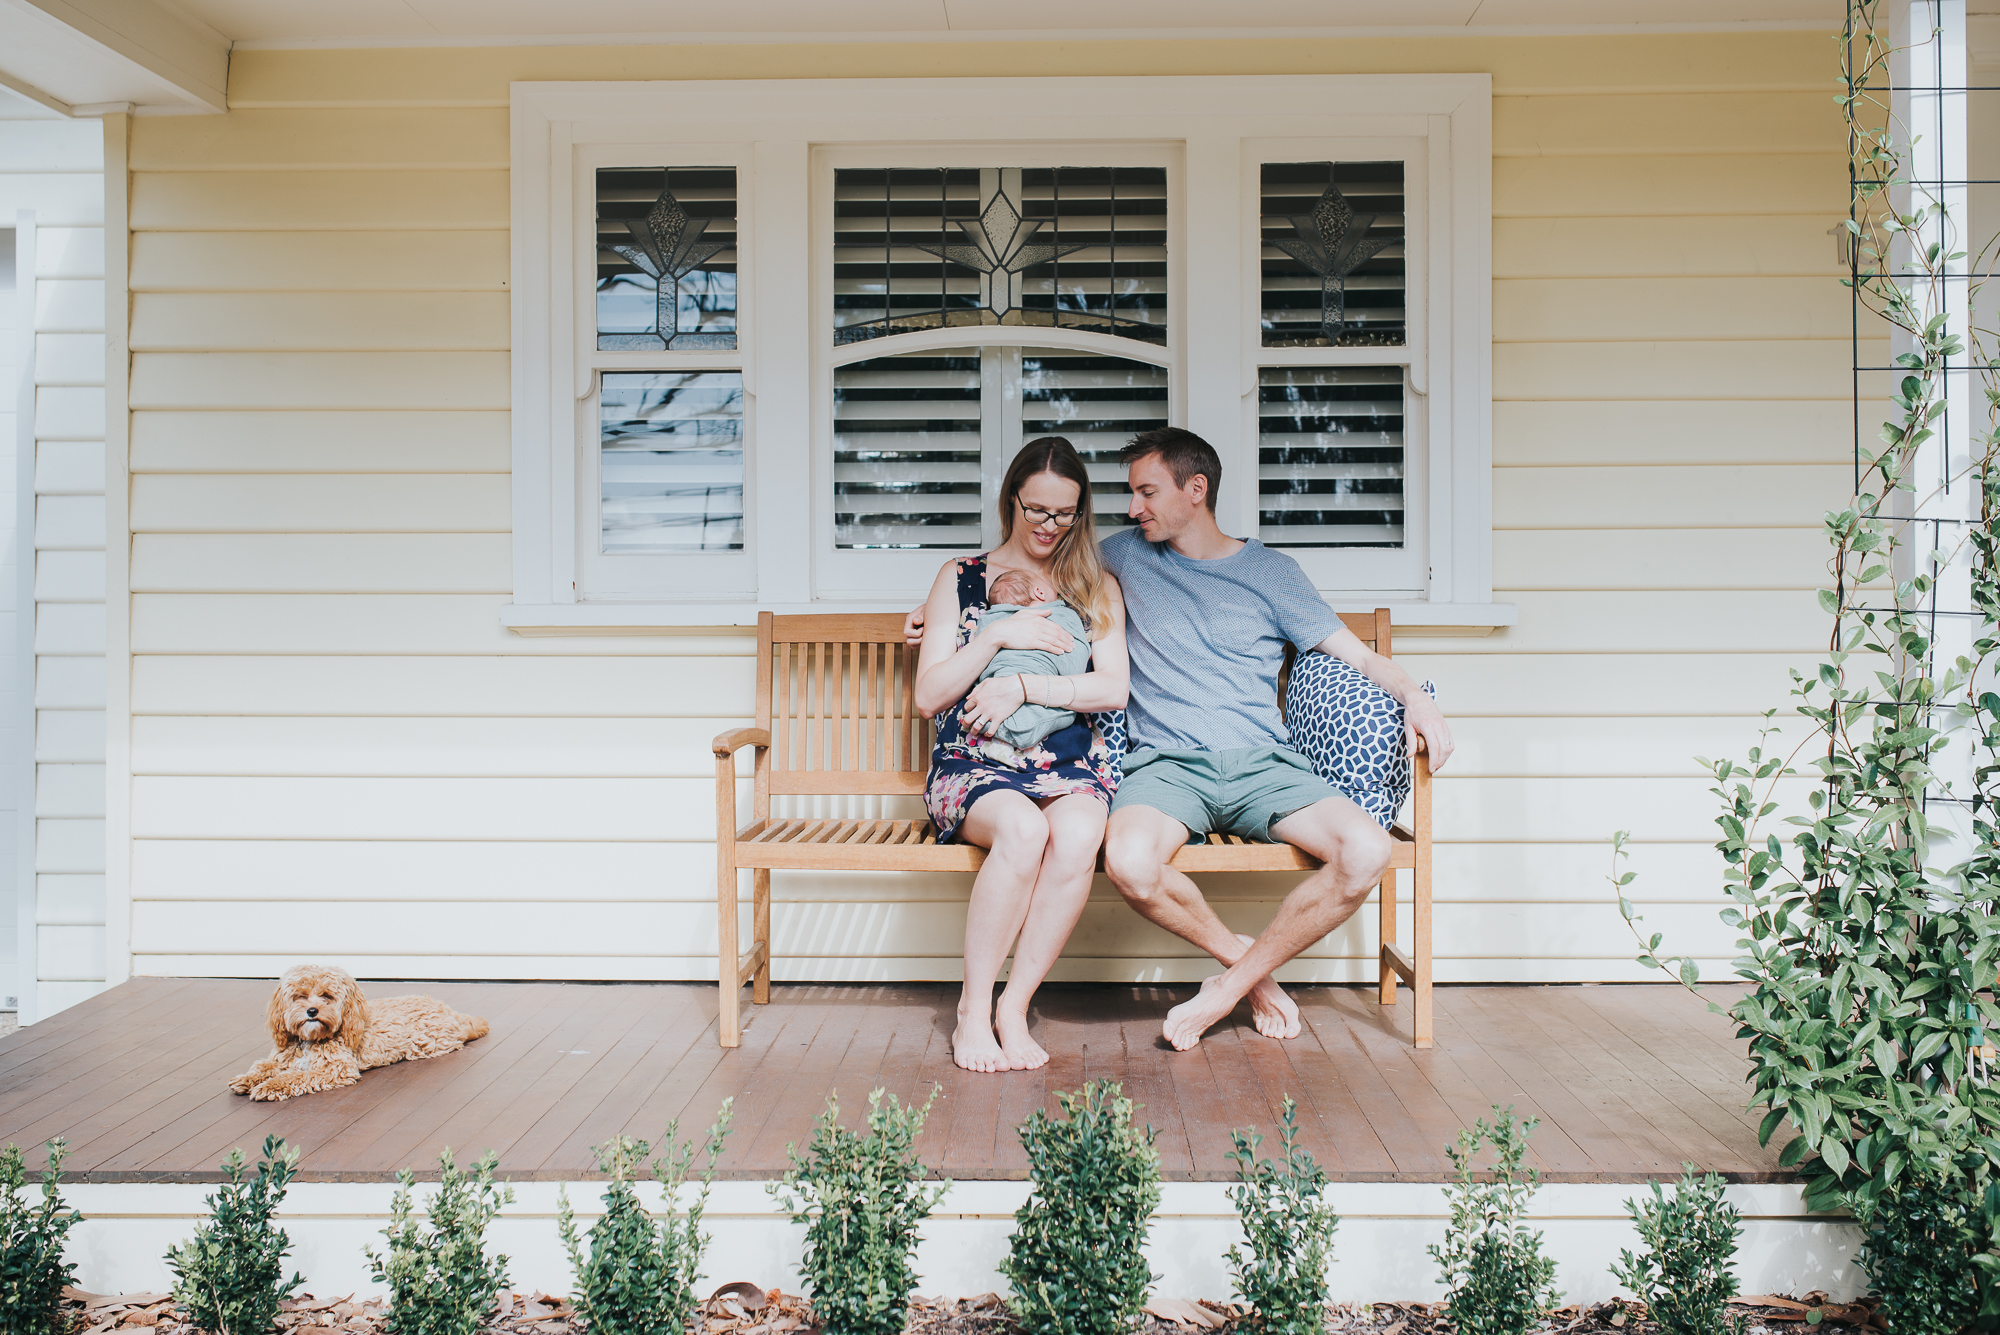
left=997, top=437, right=1114, bottom=637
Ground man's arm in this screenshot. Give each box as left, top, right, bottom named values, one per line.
left=1311, top=624, right=1454, bottom=772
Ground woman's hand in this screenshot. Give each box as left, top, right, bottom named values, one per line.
left=979, top=606, right=1074, bottom=654
left=960, top=674, right=1028, bottom=739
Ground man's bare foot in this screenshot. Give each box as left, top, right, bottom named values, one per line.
left=994, top=1008, right=1049, bottom=1070
left=953, top=1018, right=1008, bottom=1072
left=1235, top=933, right=1302, bottom=1039
left=1163, top=981, right=1240, bottom=1052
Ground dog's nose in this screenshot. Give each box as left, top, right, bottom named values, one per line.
left=306, top=1007, right=318, bottom=1018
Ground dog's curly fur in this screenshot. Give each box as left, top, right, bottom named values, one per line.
left=228, top=964, right=490, bottom=1102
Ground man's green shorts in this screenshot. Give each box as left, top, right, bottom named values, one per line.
left=1109, top=745, right=1345, bottom=843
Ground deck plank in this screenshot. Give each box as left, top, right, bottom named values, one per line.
left=0, top=980, right=1791, bottom=1183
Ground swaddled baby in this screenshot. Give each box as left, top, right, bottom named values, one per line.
left=970, top=568, right=1093, bottom=768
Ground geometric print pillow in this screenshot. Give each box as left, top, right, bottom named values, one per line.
left=1283, top=652, right=1438, bottom=830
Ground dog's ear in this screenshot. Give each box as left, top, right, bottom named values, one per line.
left=266, top=980, right=292, bottom=1051
left=342, top=977, right=369, bottom=1058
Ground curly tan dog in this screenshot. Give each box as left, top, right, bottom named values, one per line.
left=228, top=964, right=490, bottom=1102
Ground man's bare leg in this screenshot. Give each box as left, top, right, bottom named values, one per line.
left=1158, top=795, right=1392, bottom=1051
left=1102, top=804, right=1301, bottom=1039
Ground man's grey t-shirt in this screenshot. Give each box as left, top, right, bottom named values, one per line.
left=1099, top=528, right=1343, bottom=752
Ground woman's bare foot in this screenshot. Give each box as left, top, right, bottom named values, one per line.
left=953, top=1017, right=1009, bottom=1072
left=994, top=1008, right=1049, bottom=1070
left=1235, top=933, right=1302, bottom=1039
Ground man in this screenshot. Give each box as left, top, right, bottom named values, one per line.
left=1099, top=428, right=1453, bottom=1051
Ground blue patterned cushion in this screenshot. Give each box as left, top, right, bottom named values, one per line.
left=1284, top=654, right=1436, bottom=829
left=1090, top=710, right=1128, bottom=769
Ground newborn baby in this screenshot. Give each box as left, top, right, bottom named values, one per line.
left=970, top=568, right=1093, bottom=767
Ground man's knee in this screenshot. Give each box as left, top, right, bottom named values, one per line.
left=1103, top=829, right=1166, bottom=903
left=1346, top=820, right=1394, bottom=881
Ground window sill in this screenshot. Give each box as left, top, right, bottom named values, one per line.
left=500, top=602, right=1517, bottom=637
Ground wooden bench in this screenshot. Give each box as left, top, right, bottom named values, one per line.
left=712, top=610, right=1434, bottom=1050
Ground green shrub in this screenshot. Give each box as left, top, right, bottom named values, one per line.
left=166, top=1135, right=306, bottom=1335
left=0, top=1139, right=79, bottom=1335
left=1226, top=1096, right=1338, bottom=1335
left=1003, top=1080, right=1162, bottom=1335
left=364, top=1148, right=513, bottom=1335
left=1428, top=1106, right=1561, bottom=1335
left=1858, top=1168, right=1986, bottom=1335
left=559, top=1100, right=734, bottom=1335
left=1610, top=1165, right=1743, bottom=1335
left=770, top=1088, right=946, bottom=1335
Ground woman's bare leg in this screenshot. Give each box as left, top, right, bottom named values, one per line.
left=953, top=790, right=1050, bottom=1073
left=992, top=791, right=1106, bottom=1070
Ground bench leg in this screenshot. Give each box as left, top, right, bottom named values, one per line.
left=1377, top=868, right=1398, bottom=1006
left=718, top=846, right=742, bottom=1048
left=753, top=868, right=772, bottom=1005
left=1412, top=848, right=1433, bottom=1050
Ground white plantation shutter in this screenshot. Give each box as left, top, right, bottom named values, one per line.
left=832, top=346, right=1168, bottom=550
left=600, top=371, right=745, bottom=552
left=1257, top=366, right=1404, bottom=548
left=1020, top=350, right=1166, bottom=535
left=833, top=350, right=983, bottom=549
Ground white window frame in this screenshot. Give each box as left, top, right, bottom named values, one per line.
left=506, top=74, right=1506, bottom=632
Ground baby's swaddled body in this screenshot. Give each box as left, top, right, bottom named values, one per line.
left=973, top=569, right=1092, bottom=768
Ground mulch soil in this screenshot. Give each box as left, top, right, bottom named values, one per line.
left=60, top=1284, right=1890, bottom=1335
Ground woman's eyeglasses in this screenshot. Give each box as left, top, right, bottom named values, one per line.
left=1016, top=500, right=1080, bottom=528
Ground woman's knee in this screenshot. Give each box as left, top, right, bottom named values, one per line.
left=979, top=800, right=1050, bottom=858
left=1043, top=804, right=1107, bottom=867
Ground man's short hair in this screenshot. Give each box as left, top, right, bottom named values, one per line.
left=1121, top=428, right=1221, bottom=512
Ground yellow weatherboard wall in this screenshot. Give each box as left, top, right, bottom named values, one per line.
left=121, top=31, right=1855, bottom=983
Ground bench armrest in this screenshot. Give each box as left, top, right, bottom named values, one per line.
left=713, top=727, right=771, bottom=757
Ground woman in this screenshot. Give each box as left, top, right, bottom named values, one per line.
left=913, top=437, right=1129, bottom=1073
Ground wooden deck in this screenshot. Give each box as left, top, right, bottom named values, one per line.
left=0, top=978, right=1785, bottom=1184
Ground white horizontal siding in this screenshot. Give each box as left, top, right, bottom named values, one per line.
left=6, top=118, right=109, bottom=1021
left=106, top=33, right=1853, bottom=991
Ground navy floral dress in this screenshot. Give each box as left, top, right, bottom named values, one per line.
left=924, top=555, right=1120, bottom=844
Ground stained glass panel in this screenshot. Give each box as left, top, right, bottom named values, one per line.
left=1260, top=161, right=1405, bottom=348
left=832, top=167, right=1167, bottom=347
left=596, top=166, right=738, bottom=350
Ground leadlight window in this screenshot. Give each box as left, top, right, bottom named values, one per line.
left=596, top=166, right=738, bottom=350
left=600, top=371, right=744, bottom=552
left=833, top=347, right=1166, bottom=549
left=1257, top=366, right=1404, bottom=549
left=832, top=167, right=1167, bottom=346
left=1260, top=161, right=1404, bottom=348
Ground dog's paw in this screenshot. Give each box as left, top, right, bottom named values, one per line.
left=227, top=1076, right=253, bottom=1095
left=248, top=1080, right=292, bottom=1102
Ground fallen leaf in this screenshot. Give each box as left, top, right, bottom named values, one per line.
left=1142, top=1298, right=1224, bottom=1329
left=711, top=1281, right=770, bottom=1308
left=1380, top=1323, right=1406, bottom=1335
left=1735, top=1295, right=1814, bottom=1312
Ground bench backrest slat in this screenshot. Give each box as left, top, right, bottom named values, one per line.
left=757, top=606, right=1394, bottom=799
left=761, top=611, right=930, bottom=797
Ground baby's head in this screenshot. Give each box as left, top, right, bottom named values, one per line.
left=989, top=569, right=1055, bottom=607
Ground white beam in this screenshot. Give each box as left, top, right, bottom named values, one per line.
left=0, top=0, right=227, bottom=113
